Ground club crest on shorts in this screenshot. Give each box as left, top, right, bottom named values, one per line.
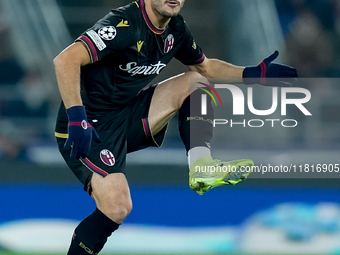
left=98, top=26, right=117, bottom=40
left=100, top=149, right=115, bottom=166
left=164, top=34, right=174, bottom=54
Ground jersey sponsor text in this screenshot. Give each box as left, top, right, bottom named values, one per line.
left=119, top=61, right=166, bottom=76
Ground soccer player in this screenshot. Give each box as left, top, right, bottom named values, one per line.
left=54, top=0, right=298, bottom=254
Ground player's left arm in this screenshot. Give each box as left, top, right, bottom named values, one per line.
left=187, top=57, right=244, bottom=83
left=187, top=51, right=298, bottom=87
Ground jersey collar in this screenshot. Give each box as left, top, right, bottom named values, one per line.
left=140, top=0, right=166, bottom=35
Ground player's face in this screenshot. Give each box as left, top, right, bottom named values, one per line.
left=150, top=0, right=185, bottom=18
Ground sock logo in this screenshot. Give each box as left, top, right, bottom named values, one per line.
left=79, top=242, right=98, bottom=255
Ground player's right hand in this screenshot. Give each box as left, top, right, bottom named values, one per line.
left=64, top=106, right=101, bottom=159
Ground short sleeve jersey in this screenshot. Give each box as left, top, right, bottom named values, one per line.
left=75, top=0, right=205, bottom=116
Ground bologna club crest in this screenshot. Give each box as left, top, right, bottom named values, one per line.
left=164, top=34, right=174, bottom=54
left=100, top=149, right=115, bottom=166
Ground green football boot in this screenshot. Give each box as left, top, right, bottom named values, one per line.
left=189, top=157, right=254, bottom=195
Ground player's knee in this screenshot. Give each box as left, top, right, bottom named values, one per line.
left=183, top=71, right=206, bottom=92
left=185, top=71, right=204, bottom=79
left=175, top=71, right=207, bottom=109
left=112, top=202, right=132, bottom=222
left=101, top=199, right=133, bottom=223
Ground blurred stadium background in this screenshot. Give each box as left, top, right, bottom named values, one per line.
left=0, top=0, right=340, bottom=254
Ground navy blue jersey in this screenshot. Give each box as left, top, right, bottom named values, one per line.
left=56, top=0, right=205, bottom=133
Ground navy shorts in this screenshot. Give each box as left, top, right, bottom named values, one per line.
left=56, top=85, right=167, bottom=193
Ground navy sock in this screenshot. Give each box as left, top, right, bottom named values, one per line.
left=67, top=208, right=120, bottom=255
left=178, top=89, right=214, bottom=152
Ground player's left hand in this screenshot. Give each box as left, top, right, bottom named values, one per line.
left=243, top=51, right=298, bottom=87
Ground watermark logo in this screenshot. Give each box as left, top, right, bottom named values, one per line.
left=198, top=83, right=312, bottom=128
left=197, top=82, right=223, bottom=115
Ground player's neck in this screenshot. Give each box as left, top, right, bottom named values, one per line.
left=144, top=1, right=170, bottom=30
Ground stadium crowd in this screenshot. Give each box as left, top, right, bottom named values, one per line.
left=0, top=0, right=339, bottom=160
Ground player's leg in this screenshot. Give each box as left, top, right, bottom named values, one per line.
left=56, top=108, right=132, bottom=255
left=148, top=72, right=200, bottom=136
left=148, top=72, right=254, bottom=195
left=90, top=172, right=132, bottom=224
left=126, top=71, right=204, bottom=152
left=66, top=172, right=132, bottom=255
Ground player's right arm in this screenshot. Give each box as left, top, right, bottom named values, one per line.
left=53, top=41, right=90, bottom=109
left=54, top=9, right=137, bottom=159
left=54, top=42, right=100, bottom=159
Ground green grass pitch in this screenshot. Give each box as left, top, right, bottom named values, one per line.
left=0, top=253, right=321, bottom=255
